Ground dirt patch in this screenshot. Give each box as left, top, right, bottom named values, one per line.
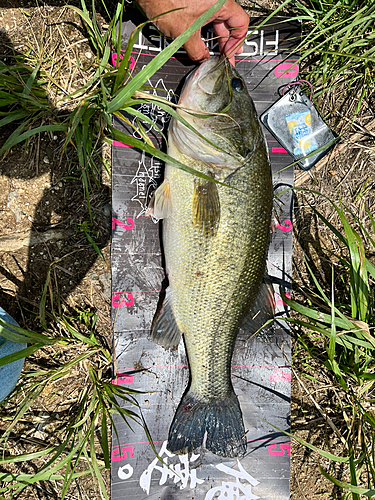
left=0, top=4, right=113, bottom=497
left=0, top=132, right=111, bottom=322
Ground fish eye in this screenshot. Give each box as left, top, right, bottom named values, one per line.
left=231, top=78, right=244, bottom=92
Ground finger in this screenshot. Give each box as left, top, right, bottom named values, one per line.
left=213, top=21, right=230, bottom=54
left=227, top=54, right=235, bottom=66
left=223, top=34, right=245, bottom=62
left=235, top=44, right=244, bottom=55
left=183, top=30, right=210, bottom=62
left=212, top=22, right=238, bottom=66
left=213, top=1, right=249, bottom=58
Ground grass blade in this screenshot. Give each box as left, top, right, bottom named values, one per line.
left=319, top=466, right=375, bottom=497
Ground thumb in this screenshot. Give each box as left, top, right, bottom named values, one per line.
left=183, top=31, right=210, bottom=62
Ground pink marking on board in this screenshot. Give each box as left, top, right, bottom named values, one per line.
left=111, top=445, right=134, bottom=462
left=269, top=369, right=291, bottom=382
left=232, top=364, right=284, bottom=368
left=275, top=292, right=291, bottom=307
left=112, top=293, right=134, bottom=308
left=275, top=217, right=293, bottom=232
left=112, top=217, right=135, bottom=231
left=111, top=52, right=135, bottom=69
left=117, top=363, right=290, bottom=372
left=113, top=214, right=146, bottom=217
left=111, top=441, right=164, bottom=462
left=112, top=140, right=133, bottom=148
left=274, top=63, right=299, bottom=78
left=271, top=147, right=287, bottom=154
left=112, top=373, right=134, bottom=385
left=268, top=443, right=291, bottom=456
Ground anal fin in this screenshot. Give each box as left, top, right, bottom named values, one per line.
left=151, top=288, right=181, bottom=350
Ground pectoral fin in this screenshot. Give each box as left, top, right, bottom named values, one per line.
left=147, top=179, right=172, bottom=219
left=192, top=178, right=220, bottom=237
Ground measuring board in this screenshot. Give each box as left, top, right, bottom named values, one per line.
left=111, top=10, right=300, bottom=500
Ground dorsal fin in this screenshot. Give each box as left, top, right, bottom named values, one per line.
left=240, top=275, right=275, bottom=338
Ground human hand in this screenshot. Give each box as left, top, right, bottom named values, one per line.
left=136, top=0, right=249, bottom=65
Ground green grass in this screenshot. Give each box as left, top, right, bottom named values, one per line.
left=0, top=311, right=142, bottom=500
left=291, top=0, right=375, bottom=113
left=285, top=193, right=375, bottom=498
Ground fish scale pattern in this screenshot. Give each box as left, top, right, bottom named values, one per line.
left=165, top=153, right=272, bottom=401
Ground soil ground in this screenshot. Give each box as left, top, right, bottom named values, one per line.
left=0, top=1, right=374, bottom=499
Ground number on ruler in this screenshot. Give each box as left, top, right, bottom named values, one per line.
left=268, top=443, right=291, bottom=457
left=274, top=63, right=299, bottom=78
left=112, top=217, right=135, bottom=231
left=275, top=218, right=292, bottom=232
left=112, top=293, right=134, bottom=307
left=112, top=445, right=134, bottom=462
left=111, top=52, right=135, bottom=69
left=275, top=291, right=291, bottom=307
left=112, top=373, right=134, bottom=385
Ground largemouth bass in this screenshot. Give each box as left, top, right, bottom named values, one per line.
left=149, top=56, right=274, bottom=458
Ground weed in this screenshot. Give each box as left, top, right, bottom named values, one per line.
left=292, top=0, right=375, bottom=112
left=285, top=194, right=375, bottom=497
left=0, top=312, right=141, bottom=500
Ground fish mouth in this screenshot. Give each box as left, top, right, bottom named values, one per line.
left=178, top=56, right=229, bottom=110
left=195, top=56, right=228, bottom=95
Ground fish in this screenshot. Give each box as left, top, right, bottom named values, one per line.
left=149, top=56, right=275, bottom=458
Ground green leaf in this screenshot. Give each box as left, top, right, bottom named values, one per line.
left=328, top=266, right=337, bottom=362
left=109, top=125, right=242, bottom=192
left=0, top=124, right=68, bottom=157
left=39, top=267, right=50, bottom=330
left=263, top=421, right=350, bottom=463
left=0, top=344, right=44, bottom=367
left=101, top=408, right=110, bottom=468
left=58, top=317, right=98, bottom=346
left=0, top=448, right=56, bottom=465
left=23, top=64, right=40, bottom=96
left=281, top=291, right=353, bottom=331
left=319, top=465, right=375, bottom=497
left=0, top=319, right=56, bottom=344
left=89, top=419, right=109, bottom=499
left=123, top=95, right=237, bottom=158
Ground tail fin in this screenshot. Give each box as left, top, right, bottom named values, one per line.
left=167, top=389, right=246, bottom=458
